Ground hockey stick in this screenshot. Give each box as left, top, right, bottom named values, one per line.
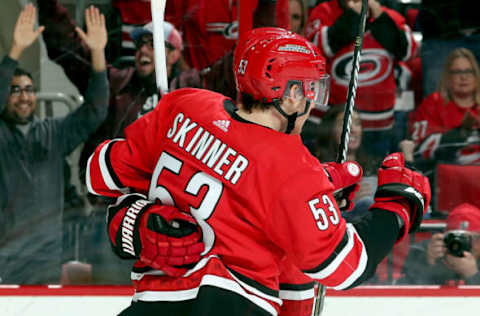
left=336, top=0, right=368, bottom=164
left=151, top=0, right=168, bottom=94
left=314, top=1, right=369, bottom=315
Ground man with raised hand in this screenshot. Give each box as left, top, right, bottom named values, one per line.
left=0, top=4, right=108, bottom=284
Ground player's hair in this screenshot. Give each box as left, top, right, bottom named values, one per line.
left=14, top=68, right=34, bottom=81
left=240, top=92, right=271, bottom=112
left=438, top=47, right=480, bottom=104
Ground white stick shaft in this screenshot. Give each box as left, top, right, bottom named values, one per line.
left=151, top=0, right=168, bottom=94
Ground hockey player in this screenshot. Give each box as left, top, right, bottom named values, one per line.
left=87, top=28, right=430, bottom=316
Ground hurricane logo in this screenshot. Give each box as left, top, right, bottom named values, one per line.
left=331, top=49, right=393, bottom=87
left=206, top=21, right=239, bottom=40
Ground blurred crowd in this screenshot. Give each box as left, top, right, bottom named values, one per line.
left=1, top=0, right=480, bottom=287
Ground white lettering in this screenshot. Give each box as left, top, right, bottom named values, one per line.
left=185, top=126, right=205, bottom=152
left=203, top=139, right=227, bottom=168
left=166, top=115, right=249, bottom=185
left=192, top=132, right=214, bottom=160
left=214, top=147, right=236, bottom=176
left=173, top=118, right=198, bottom=148
left=308, top=198, right=329, bottom=230
left=120, top=199, right=149, bottom=256
left=405, top=187, right=424, bottom=208
left=167, top=113, right=184, bottom=138
left=225, top=155, right=248, bottom=184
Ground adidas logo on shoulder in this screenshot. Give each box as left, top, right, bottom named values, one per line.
left=213, top=119, right=231, bottom=132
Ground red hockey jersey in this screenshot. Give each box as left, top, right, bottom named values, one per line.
left=305, top=0, right=416, bottom=131
left=166, top=0, right=238, bottom=70
left=409, top=92, right=480, bottom=162
left=165, top=0, right=290, bottom=71
left=113, top=0, right=152, bottom=57
left=87, top=89, right=367, bottom=315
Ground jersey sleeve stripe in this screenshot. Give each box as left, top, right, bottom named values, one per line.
left=357, top=108, right=394, bottom=121
left=401, top=24, right=414, bottom=61
left=321, top=26, right=335, bottom=58
left=86, top=139, right=129, bottom=197
left=303, top=229, right=350, bottom=276
left=86, top=154, right=99, bottom=196
left=303, top=223, right=367, bottom=288
left=330, top=224, right=368, bottom=290
left=100, top=139, right=127, bottom=190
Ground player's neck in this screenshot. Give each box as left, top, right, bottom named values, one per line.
left=236, top=106, right=285, bottom=132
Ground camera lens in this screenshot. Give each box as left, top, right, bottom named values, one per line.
left=444, top=231, right=472, bottom=257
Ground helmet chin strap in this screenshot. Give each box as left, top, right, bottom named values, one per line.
left=272, top=99, right=311, bottom=134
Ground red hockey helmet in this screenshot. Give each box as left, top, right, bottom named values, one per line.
left=233, top=27, right=330, bottom=110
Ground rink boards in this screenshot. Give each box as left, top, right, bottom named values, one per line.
left=0, top=285, right=479, bottom=315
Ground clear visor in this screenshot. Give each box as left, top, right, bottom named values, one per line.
left=304, top=75, right=330, bottom=111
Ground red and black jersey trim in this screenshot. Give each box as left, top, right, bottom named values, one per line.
left=104, top=139, right=126, bottom=189
left=303, top=230, right=348, bottom=274
left=227, top=267, right=279, bottom=298
left=279, top=281, right=315, bottom=291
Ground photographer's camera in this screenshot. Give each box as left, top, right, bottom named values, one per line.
left=444, top=231, right=472, bottom=257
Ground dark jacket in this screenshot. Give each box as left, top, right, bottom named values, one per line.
left=0, top=56, right=108, bottom=284
left=418, top=0, right=480, bottom=39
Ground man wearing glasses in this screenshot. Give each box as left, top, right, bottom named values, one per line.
left=0, top=4, right=108, bottom=284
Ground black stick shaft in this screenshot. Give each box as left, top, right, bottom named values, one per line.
left=336, top=0, right=369, bottom=164
left=315, top=1, right=369, bottom=316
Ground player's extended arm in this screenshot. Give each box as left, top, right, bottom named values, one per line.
left=107, top=193, right=204, bottom=276
left=344, top=152, right=430, bottom=287
left=291, top=153, right=430, bottom=290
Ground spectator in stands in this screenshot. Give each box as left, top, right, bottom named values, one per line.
left=400, top=203, right=480, bottom=285
left=315, top=106, right=375, bottom=219
left=130, top=21, right=184, bottom=85
left=110, top=0, right=152, bottom=63
left=37, top=0, right=183, bottom=189
left=315, top=105, right=416, bottom=219
left=0, top=4, right=108, bottom=284
left=418, top=0, right=480, bottom=98
left=38, top=0, right=188, bottom=284
left=168, top=0, right=285, bottom=99
left=409, top=48, right=480, bottom=166
left=289, top=0, right=306, bottom=34
left=165, top=0, right=280, bottom=72
left=305, top=0, right=417, bottom=159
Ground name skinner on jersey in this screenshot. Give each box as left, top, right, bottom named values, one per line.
left=166, top=112, right=249, bottom=185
